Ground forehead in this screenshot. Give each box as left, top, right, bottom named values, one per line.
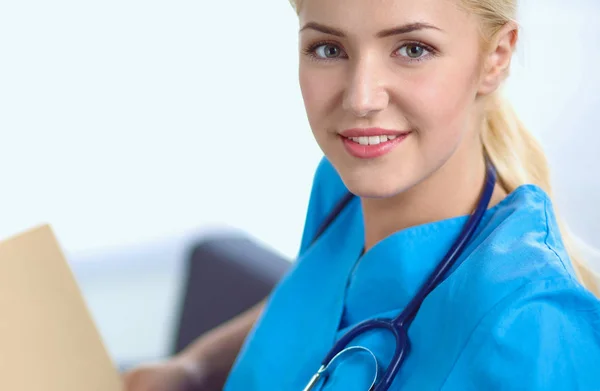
left=298, top=0, right=475, bottom=36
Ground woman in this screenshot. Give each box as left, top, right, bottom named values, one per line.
left=125, top=0, right=600, bottom=389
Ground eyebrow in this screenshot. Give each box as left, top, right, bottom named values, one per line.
left=300, top=21, right=442, bottom=38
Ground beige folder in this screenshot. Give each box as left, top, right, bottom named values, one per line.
left=0, top=224, right=123, bottom=391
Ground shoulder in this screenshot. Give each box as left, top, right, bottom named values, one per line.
left=441, top=186, right=600, bottom=389
left=456, top=184, right=586, bottom=311
left=297, top=156, right=349, bottom=255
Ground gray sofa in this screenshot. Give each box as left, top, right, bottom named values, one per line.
left=70, top=231, right=292, bottom=372
left=172, top=234, right=291, bottom=354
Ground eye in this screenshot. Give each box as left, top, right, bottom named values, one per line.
left=396, top=43, right=431, bottom=60
left=312, top=43, right=344, bottom=59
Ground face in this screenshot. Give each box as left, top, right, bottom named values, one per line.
left=298, top=0, right=489, bottom=198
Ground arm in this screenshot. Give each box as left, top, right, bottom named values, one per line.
left=177, top=299, right=266, bottom=387
left=124, top=300, right=265, bottom=391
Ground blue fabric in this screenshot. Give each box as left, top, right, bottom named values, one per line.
left=224, top=157, right=600, bottom=390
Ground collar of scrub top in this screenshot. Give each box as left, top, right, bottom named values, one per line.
left=303, top=159, right=497, bottom=391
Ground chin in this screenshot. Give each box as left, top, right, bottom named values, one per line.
left=324, top=145, right=424, bottom=199
left=339, top=171, right=410, bottom=199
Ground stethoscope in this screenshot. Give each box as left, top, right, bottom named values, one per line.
left=303, top=159, right=497, bottom=391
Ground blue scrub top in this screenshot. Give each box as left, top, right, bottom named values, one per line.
left=224, top=157, right=600, bottom=390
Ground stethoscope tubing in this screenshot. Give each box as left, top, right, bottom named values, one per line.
left=305, top=161, right=498, bottom=391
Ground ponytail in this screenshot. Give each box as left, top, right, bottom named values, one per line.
left=482, top=92, right=600, bottom=296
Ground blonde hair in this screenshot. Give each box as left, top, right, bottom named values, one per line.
left=463, top=0, right=599, bottom=296
left=290, top=0, right=600, bottom=296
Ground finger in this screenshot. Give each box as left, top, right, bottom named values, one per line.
left=122, top=369, right=142, bottom=390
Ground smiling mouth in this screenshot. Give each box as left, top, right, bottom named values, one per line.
left=340, top=132, right=411, bottom=159
left=342, top=134, right=400, bottom=145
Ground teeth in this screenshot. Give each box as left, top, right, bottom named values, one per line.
left=348, top=135, right=397, bottom=145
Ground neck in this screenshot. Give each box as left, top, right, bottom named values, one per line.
left=360, top=150, right=507, bottom=251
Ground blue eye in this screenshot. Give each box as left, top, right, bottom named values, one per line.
left=397, top=43, right=431, bottom=59
left=314, top=43, right=344, bottom=59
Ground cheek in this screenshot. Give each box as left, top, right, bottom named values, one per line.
left=299, top=68, right=342, bottom=129
left=400, top=60, right=481, bottom=146
left=299, top=70, right=325, bottom=122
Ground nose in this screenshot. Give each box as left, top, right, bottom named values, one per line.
left=342, top=57, right=390, bottom=118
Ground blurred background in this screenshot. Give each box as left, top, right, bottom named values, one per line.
left=1, top=0, right=599, bottom=369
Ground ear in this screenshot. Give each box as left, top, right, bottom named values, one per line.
left=478, top=22, right=519, bottom=96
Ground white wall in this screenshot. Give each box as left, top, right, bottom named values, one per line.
left=0, top=0, right=320, bottom=260
left=506, top=0, right=600, bottom=252
left=1, top=0, right=599, bottom=258
left=1, top=0, right=600, bottom=365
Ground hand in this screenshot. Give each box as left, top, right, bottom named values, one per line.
left=123, top=358, right=212, bottom=391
